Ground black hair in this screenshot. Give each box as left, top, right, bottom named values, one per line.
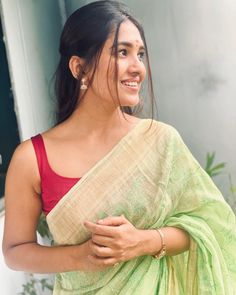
left=54, top=0, right=156, bottom=124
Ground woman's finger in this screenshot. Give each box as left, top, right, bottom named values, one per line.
left=84, top=221, right=118, bottom=237
left=97, top=215, right=128, bottom=226
left=88, top=255, right=119, bottom=267
left=90, top=243, right=114, bottom=257
left=92, top=234, right=114, bottom=247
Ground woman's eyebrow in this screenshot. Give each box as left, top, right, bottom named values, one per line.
left=110, top=41, right=145, bottom=51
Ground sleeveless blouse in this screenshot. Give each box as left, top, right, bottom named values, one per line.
left=31, top=134, right=81, bottom=215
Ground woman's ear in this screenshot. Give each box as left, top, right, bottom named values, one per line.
left=68, top=56, right=84, bottom=79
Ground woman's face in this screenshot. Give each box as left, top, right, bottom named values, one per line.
left=87, top=20, right=147, bottom=108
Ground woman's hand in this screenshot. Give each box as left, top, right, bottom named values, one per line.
left=77, top=239, right=115, bottom=272
left=83, top=215, right=142, bottom=268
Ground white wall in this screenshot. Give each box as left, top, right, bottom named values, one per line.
left=65, top=0, right=88, bottom=17
left=0, top=0, right=62, bottom=141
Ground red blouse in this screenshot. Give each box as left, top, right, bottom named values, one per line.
left=31, top=134, right=81, bottom=215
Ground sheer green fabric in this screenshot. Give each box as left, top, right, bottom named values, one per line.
left=46, top=119, right=236, bottom=294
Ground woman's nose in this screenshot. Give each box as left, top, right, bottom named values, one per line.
left=128, top=55, right=144, bottom=74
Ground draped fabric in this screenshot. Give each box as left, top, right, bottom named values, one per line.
left=46, top=119, right=236, bottom=295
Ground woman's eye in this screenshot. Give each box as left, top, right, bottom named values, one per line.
left=118, top=49, right=127, bottom=57
left=117, top=49, right=145, bottom=61
left=138, top=51, right=145, bottom=61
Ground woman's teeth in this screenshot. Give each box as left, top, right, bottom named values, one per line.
left=121, top=81, right=138, bottom=87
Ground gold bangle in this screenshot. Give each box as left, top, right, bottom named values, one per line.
left=152, top=228, right=166, bottom=259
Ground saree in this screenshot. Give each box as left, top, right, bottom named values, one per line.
left=46, top=119, right=236, bottom=295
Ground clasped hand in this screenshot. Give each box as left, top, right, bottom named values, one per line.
left=84, top=215, right=141, bottom=268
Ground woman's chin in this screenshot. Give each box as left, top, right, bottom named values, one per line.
left=120, top=96, right=140, bottom=107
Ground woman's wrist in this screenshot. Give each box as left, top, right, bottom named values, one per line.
left=152, top=228, right=166, bottom=259
left=136, top=226, right=190, bottom=258
left=136, top=229, right=162, bottom=257
left=69, top=243, right=88, bottom=271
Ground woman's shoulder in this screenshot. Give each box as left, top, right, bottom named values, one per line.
left=12, top=138, right=37, bottom=164
left=143, top=119, right=182, bottom=140
left=7, top=138, right=41, bottom=193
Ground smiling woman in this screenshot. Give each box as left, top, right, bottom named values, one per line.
left=54, top=0, right=154, bottom=124
left=67, top=19, right=147, bottom=114
left=2, top=1, right=236, bottom=295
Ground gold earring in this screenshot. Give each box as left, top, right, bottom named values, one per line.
left=80, top=78, right=88, bottom=90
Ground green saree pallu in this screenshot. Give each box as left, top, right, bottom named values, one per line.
left=46, top=119, right=236, bottom=295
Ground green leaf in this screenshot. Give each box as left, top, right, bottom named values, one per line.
left=205, top=152, right=215, bottom=170
left=204, top=152, right=226, bottom=178
left=230, top=186, right=236, bottom=193
left=210, top=163, right=226, bottom=172
left=37, top=214, right=51, bottom=238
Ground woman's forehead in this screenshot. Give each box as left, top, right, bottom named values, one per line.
left=107, top=20, right=144, bottom=49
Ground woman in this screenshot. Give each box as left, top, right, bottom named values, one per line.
left=2, top=1, right=236, bottom=294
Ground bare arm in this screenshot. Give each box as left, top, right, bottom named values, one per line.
left=2, top=140, right=96, bottom=273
